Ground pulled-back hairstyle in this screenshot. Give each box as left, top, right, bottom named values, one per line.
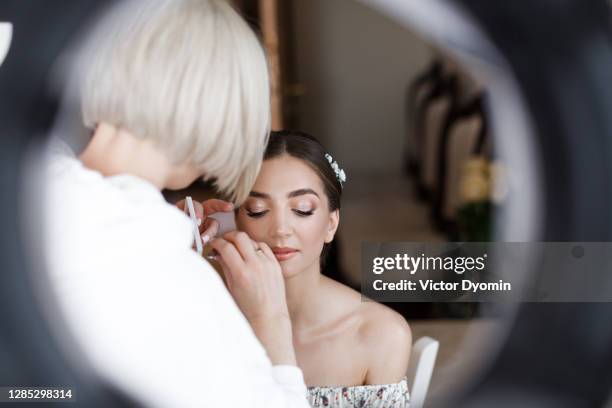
left=264, top=131, right=343, bottom=266
left=265, top=131, right=342, bottom=211
left=80, top=0, right=270, bottom=203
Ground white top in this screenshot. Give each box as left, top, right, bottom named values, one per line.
left=43, top=143, right=309, bottom=408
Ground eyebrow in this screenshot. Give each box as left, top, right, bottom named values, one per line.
left=249, top=188, right=319, bottom=199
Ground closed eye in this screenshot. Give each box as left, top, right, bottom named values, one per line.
left=246, top=210, right=269, bottom=218
left=293, top=209, right=314, bottom=217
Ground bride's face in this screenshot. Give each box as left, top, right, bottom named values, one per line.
left=236, top=154, right=339, bottom=278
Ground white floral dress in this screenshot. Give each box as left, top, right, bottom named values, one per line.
left=307, top=377, right=410, bottom=407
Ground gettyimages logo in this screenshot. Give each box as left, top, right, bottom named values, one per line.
left=361, top=242, right=512, bottom=302
left=372, top=252, right=488, bottom=275
left=362, top=242, right=612, bottom=302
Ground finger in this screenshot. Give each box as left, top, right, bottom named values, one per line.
left=258, top=242, right=276, bottom=262
left=222, top=231, right=259, bottom=261
left=222, top=231, right=260, bottom=250
left=210, top=253, right=233, bottom=290
left=203, top=199, right=234, bottom=216
left=258, top=243, right=281, bottom=273
left=200, top=218, right=219, bottom=242
left=210, top=237, right=246, bottom=278
left=254, top=247, right=266, bottom=259
left=177, top=198, right=204, bottom=226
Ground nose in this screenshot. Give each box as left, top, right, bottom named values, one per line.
left=270, top=208, right=293, bottom=240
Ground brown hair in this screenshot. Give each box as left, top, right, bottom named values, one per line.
left=265, top=130, right=342, bottom=211
left=264, top=130, right=343, bottom=265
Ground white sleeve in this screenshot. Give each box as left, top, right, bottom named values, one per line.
left=270, top=366, right=310, bottom=404
left=52, top=241, right=310, bottom=408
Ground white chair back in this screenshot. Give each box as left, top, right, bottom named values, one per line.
left=407, top=336, right=439, bottom=408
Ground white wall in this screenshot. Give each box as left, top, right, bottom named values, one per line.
left=291, top=0, right=433, bottom=176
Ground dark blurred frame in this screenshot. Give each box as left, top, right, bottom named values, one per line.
left=1, top=0, right=612, bottom=407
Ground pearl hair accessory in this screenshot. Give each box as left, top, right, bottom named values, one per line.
left=324, top=153, right=347, bottom=188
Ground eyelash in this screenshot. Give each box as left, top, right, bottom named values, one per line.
left=246, top=210, right=268, bottom=218
left=294, top=210, right=314, bottom=217
left=246, top=209, right=314, bottom=218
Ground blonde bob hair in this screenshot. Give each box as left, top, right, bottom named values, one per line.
left=80, top=0, right=270, bottom=204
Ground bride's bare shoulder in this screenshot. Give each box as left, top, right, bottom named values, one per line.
left=321, top=277, right=410, bottom=334
left=321, top=276, right=412, bottom=383
left=359, top=301, right=412, bottom=383
left=352, top=296, right=412, bottom=383
left=321, top=277, right=410, bottom=335
left=357, top=301, right=411, bottom=348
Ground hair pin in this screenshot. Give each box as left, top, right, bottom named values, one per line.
left=325, top=153, right=346, bottom=188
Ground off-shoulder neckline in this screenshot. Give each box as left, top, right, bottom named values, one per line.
left=307, top=376, right=408, bottom=391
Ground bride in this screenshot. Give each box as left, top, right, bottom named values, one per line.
left=231, top=130, right=412, bottom=407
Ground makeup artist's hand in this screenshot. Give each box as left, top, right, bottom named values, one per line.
left=210, top=231, right=297, bottom=366
left=175, top=198, right=234, bottom=244
left=210, top=231, right=286, bottom=321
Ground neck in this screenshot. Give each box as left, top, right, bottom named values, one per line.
left=79, top=122, right=173, bottom=190
left=285, top=261, right=324, bottom=331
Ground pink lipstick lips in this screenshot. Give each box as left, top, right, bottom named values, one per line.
left=272, top=247, right=298, bottom=261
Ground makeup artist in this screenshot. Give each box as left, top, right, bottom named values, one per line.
left=44, top=0, right=309, bottom=406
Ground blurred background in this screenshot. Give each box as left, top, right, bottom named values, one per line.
left=175, top=0, right=496, bottom=298
left=2, top=0, right=612, bottom=406
left=164, top=1, right=503, bottom=403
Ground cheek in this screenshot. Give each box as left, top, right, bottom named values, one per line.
left=235, top=213, right=266, bottom=241
left=236, top=214, right=257, bottom=239
left=297, top=215, right=330, bottom=250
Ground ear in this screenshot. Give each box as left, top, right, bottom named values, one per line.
left=324, top=209, right=340, bottom=243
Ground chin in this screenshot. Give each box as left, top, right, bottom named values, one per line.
left=166, top=176, right=198, bottom=190
left=280, top=265, right=302, bottom=279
